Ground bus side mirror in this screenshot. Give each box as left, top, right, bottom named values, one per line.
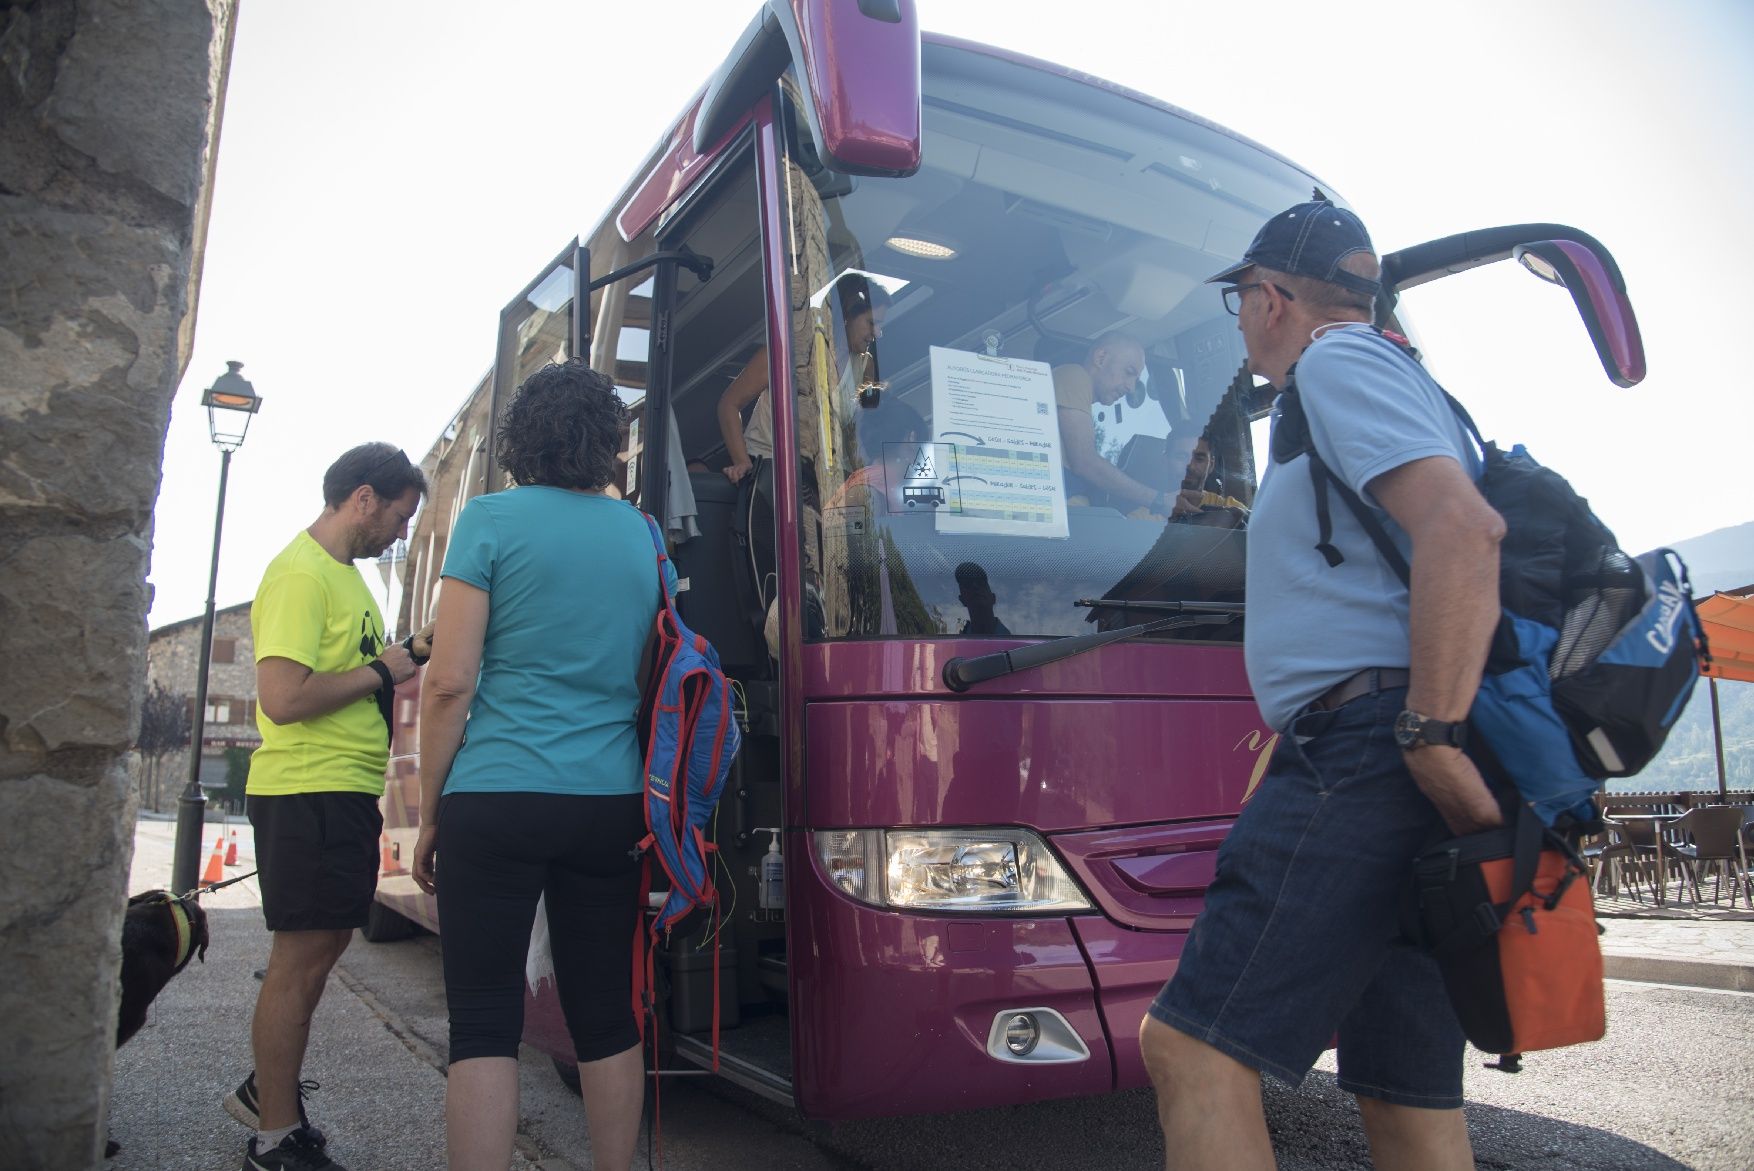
left=694, top=0, right=921, bottom=177
left=1513, top=240, right=1645, bottom=388
left=1380, top=223, right=1646, bottom=390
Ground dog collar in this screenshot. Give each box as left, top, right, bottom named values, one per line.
left=167, top=897, right=194, bottom=970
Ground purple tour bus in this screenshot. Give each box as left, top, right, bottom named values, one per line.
left=369, top=0, right=1646, bottom=1121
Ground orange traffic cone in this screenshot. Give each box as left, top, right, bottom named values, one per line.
left=200, top=832, right=226, bottom=887
left=379, top=833, right=407, bottom=877
left=224, top=829, right=240, bottom=866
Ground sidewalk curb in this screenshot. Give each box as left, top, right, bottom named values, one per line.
left=1602, top=953, right=1754, bottom=992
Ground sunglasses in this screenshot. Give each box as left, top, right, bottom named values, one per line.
left=364, top=447, right=410, bottom=479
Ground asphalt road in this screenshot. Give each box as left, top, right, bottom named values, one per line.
left=337, top=918, right=1754, bottom=1170
left=116, top=819, right=1754, bottom=1169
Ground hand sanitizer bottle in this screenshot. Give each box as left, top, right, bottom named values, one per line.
left=758, top=829, right=785, bottom=911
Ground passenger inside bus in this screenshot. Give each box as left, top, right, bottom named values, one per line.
left=1051, top=333, right=1171, bottom=516
left=704, top=272, right=895, bottom=652
left=1169, top=431, right=1250, bottom=523
left=823, top=397, right=927, bottom=514
left=715, top=272, right=891, bottom=486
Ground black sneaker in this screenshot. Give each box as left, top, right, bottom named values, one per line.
left=224, top=1074, right=327, bottom=1148
left=242, top=1127, right=346, bottom=1171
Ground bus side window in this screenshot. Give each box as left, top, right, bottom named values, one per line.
left=588, top=267, right=654, bottom=504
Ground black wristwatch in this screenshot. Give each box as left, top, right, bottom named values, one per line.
left=1394, top=709, right=1468, bottom=751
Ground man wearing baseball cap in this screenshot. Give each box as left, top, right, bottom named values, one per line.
left=1138, top=194, right=1506, bottom=1170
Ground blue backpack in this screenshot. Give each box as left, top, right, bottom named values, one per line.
left=630, top=514, right=741, bottom=1084
left=1276, top=336, right=1706, bottom=827
left=635, top=512, right=741, bottom=934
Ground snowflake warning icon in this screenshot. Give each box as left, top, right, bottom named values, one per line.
left=906, top=445, right=936, bottom=481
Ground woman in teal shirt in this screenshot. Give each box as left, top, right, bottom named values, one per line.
left=413, top=360, right=669, bottom=1171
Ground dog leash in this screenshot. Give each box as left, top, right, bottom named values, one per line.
left=175, top=869, right=259, bottom=901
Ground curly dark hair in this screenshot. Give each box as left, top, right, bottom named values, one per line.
left=497, top=359, right=628, bottom=490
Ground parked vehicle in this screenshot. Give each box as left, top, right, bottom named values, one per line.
left=371, top=0, right=1645, bottom=1120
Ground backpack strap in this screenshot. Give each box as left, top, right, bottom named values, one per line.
left=1272, top=333, right=1485, bottom=587
left=1274, top=376, right=1412, bottom=582
left=640, top=510, right=678, bottom=614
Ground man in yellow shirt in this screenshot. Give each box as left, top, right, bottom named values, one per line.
left=225, top=443, right=427, bottom=1171
left=1052, top=333, right=1170, bottom=514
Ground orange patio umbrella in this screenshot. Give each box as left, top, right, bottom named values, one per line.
left=1696, top=585, right=1754, bottom=797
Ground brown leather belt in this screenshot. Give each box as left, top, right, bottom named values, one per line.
left=1308, top=667, right=1411, bottom=713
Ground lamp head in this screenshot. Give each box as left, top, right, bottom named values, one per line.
left=200, top=361, right=261, bottom=450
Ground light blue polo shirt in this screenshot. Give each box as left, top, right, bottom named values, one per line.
left=440, top=487, right=673, bottom=796
left=1245, top=326, right=1481, bottom=732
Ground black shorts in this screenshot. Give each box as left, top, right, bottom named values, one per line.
left=248, top=792, right=383, bottom=932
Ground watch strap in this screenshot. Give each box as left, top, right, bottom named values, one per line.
left=1398, top=708, right=1468, bottom=751
left=1420, top=719, right=1468, bottom=749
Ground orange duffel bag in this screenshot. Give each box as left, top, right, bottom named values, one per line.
left=1408, top=805, right=1605, bottom=1064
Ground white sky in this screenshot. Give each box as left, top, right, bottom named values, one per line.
left=147, top=0, right=1754, bottom=628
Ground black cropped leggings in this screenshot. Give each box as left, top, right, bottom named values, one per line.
left=435, top=791, right=645, bottom=1063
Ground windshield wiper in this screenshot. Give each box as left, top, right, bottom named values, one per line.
left=942, top=605, right=1241, bottom=692
left=1074, top=599, right=1246, bottom=616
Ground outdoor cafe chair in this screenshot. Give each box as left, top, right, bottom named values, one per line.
left=1668, top=805, right=1754, bottom=908
left=1590, top=813, right=1662, bottom=903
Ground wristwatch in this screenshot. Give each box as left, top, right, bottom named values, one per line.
left=1394, top=709, right=1468, bottom=751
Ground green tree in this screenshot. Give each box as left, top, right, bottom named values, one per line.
left=135, top=682, right=191, bottom=811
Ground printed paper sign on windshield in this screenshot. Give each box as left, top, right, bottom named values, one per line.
left=924, top=346, right=1069, bottom=539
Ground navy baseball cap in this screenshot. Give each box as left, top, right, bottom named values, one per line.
left=1206, top=190, right=1382, bottom=298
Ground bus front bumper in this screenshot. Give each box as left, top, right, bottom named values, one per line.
left=789, top=868, right=1187, bottom=1119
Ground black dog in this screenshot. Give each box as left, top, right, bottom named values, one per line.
left=117, top=890, right=209, bottom=1046
left=109, top=891, right=209, bottom=1158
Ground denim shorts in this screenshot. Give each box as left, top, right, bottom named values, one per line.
left=1148, top=686, right=1467, bottom=1108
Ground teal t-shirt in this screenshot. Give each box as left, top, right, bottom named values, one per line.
left=439, top=487, right=672, bottom=796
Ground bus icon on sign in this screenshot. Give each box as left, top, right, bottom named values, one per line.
left=902, top=484, right=946, bottom=508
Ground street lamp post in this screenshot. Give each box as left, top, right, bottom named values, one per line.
left=171, top=362, right=263, bottom=894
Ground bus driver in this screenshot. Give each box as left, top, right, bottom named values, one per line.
left=1052, top=333, right=1173, bottom=516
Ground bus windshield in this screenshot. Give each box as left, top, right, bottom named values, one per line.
left=780, top=43, right=1330, bottom=642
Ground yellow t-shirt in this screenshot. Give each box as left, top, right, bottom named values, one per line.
left=248, top=531, right=390, bottom=796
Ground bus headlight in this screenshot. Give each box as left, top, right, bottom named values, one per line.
left=814, top=829, right=1091, bottom=914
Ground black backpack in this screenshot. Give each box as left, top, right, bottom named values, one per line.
left=1273, top=332, right=1707, bottom=827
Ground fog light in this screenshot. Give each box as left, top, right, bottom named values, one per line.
left=1002, top=1012, right=1039, bottom=1056
left=983, top=1007, right=1091, bottom=1064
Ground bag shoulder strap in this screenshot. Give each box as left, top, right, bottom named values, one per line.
left=640, top=510, right=679, bottom=619
left=1275, top=332, right=1483, bottom=587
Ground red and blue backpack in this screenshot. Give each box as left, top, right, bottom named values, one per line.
left=632, top=513, right=741, bottom=1055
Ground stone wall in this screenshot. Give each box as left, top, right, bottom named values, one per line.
left=0, top=0, right=238, bottom=1165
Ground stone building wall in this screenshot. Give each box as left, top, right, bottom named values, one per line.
left=0, top=0, right=238, bottom=1165
left=134, top=602, right=259, bottom=812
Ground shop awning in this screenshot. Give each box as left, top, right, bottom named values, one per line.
left=1699, top=587, right=1754, bottom=684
